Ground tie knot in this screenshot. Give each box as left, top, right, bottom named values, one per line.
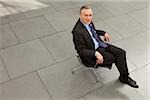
left=89, top=24, right=93, bottom=28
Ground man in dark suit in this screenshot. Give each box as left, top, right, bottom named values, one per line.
left=72, top=5, right=139, bottom=88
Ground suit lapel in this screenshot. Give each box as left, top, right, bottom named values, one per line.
left=79, top=20, right=93, bottom=41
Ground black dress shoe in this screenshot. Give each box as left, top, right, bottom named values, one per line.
left=119, top=76, right=139, bottom=88
left=128, top=77, right=136, bottom=84
left=119, top=76, right=136, bottom=84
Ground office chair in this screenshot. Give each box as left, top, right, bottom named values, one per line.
left=72, top=55, right=100, bottom=83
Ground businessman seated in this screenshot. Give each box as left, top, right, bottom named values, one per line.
left=72, top=5, right=139, bottom=88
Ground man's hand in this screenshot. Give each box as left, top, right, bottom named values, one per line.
left=95, top=51, right=104, bottom=64
left=104, top=32, right=110, bottom=42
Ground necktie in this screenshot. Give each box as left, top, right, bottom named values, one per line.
left=89, top=24, right=108, bottom=48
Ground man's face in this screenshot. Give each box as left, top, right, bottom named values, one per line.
left=80, top=8, right=93, bottom=24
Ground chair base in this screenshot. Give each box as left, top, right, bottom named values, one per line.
left=89, top=67, right=100, bottom=82
left=72, top=55, right=100, bottom=83
left=72, top=65, right=100, bottom=83
left=72, top=66, right=84, bottom=74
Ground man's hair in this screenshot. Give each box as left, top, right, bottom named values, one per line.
left=80, top=5, right=91, bottom=14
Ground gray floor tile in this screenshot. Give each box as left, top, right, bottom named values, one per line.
left=128, top=8, right=148, bottom=28
left=10, top=16, right=56, bottom=42
left=24, top=6, right=56, bottom=18
left=0, top=57, right=9, bottom=83
left=148, top=65, right=150, bottom=100
left=0, top=23, right=18, bottom=49
left=104, top=15, right=147, bottom=38
left=4, top=12, right=27, bottom=22
left=0, top=72, right=52, bottom=100
left=0, top=39, right=55, bottom=78
left=71, top=1, right=95, bottom=11
left=100, top=2, right=136, bottom=16
left=0, top=17, right=8, bottom=24
left=44, top=9, right=78, bottom=32
left=41, top=31, right=76, bottom=62
left=0, top=7, right=17, bottom=18
left=48, top=2, right=73, bottom=11
left=77, top=97, right=85, bottom=100
left=113, top=32, right=149, bottom=67
left=127, top=1, right=148, bottom=10
left=127, top=59, right=137, bottom=73
left=141, top=30, right=149, bottom=42
left=38, top=57, right=102, bottom=100
left=70, top=1, right=91, bottom=9
left=84, top=80, right=145, bottom=100
left=130, top=64, right=150, bottom=100
left=89, top=3, right=114, bottom=21
left=9, top=0, right=49, bottom=13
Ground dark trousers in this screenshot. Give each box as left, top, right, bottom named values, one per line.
left=97, top=44, right=129, bottom=76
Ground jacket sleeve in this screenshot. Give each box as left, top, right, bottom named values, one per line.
left=96, top=30, right=106, bottom=36
left=72, top=30, right=95, bottom=59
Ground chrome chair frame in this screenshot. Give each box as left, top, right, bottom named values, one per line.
left=72, top=55, right=100, bottom=82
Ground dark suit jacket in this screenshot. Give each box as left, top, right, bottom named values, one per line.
left=72, top=19, right=106, bottom=67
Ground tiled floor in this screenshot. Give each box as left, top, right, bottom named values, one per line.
left=0, top=0, right=149, bottom=100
